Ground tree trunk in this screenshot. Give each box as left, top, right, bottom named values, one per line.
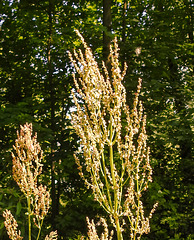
left=121, top=0, right=127, bottom=69
left=103, top=0, right=112, bottom=73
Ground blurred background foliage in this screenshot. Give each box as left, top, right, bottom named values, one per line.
left=0, top=0, right=193, bottom=239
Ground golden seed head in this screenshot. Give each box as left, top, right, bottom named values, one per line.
left=11, top=123, right=51, bottom=230
left=3, top=209, right=23, bottom=240
left=44, top=231, right=58, bottom=240
left=70, top=31, right=157, bottom=239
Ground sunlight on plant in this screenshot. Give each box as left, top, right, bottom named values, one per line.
left=86, top=217, right=113, bottom=240
left=3, top=123, right=57, bottom=240
left=3, top=209, right=23, bottom=240
left=69, top=31, right=158, bottom=240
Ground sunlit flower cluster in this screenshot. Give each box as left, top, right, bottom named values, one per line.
left=33, top=184, right=50, bottom=227
left=3, top=209, right=23, bottom=240
left=12, top=123, right=42, bottom=196
left=69, top=31, right=157, bottom=239
left=45, top=231, right=58, bottom=240
left=86, top=217, right=114, bottom=240
left=11, top=123, right=50, bottom=224
left=3, top=123, right=56, bottom=240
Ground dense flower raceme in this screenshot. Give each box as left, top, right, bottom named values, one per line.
left=3, top=123, right=57, bottom=240
left=3, top=210, right=23, bottom=240
left=11, top=123, right=50, bottom=224
left=12, top=123, right=43, bottom=197
left=69, top=31, right=157, bottom=239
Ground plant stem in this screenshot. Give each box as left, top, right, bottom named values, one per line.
left=27, top=197, right=31, bottom=240
left=115, top=217, right=123, bottom=240
left=109, top=117, right=123, bottom=240
left=36, top=219, right=44, bottom=240
left=109, top=118, right=117, bottom=212
left=102, top=152, right=113, bottom=211
left=133, top=164, right=140, bottom=240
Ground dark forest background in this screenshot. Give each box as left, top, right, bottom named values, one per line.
left=0, top=0, right=193, bottom=239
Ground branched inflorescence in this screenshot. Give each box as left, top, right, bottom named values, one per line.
left=11, top=123, right=50, bottom=228
left=69, top=31, right=157, bottom=240
left=12, top=123, right=43, bottom=198
left=3, top=123, right=57, bottom=240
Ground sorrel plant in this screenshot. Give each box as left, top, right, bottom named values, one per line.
left=3, top=123, right=57, bottom=240
left=69, top=31, right=158, bottom=240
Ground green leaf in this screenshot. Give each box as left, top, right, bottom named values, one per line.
left=16, top=201, right=22, bottom=215
left=0, top=222, right=5, bottom=230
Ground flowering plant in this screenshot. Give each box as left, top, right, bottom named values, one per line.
left=3, top=123, right=57, bottom=240
left=69, top=31, right=157, bottom=240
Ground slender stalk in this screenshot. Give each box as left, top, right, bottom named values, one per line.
left=109, top=116, right=123, bottom=240
left=102, top=152, right=113, bottom=212
left=27, top=197, right=31, bottom=240
left=133, top=164, right=140, bottom=240
left=115, top=217, right=123, bottom=240
left=109, top=118, right=117, bottom=210
left=36, top=219, right=44, bottom=240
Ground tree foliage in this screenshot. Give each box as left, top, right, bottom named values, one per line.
left=0, top=0, right=193, bottom=239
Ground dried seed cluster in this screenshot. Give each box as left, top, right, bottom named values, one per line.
left=69, top=31, right=157, bottom=239
left=3, top=123, right=57, bottom=240
left=3, top=210, right=23, bottom=240
left=11, top=123, right=50, bottom=225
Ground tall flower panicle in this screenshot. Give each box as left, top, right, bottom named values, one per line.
left=3, top=123, right=57, bottom=240
left=12, top=123, right=43, bottom=198
left=11, top=123, right=51, bottom=225
left=69, top=31, right=157, bottom=240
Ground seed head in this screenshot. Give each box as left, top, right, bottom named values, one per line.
left=3, top=209, right=23, bottom=240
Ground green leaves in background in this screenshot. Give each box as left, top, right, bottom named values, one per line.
left=0, top=0, right=193, bottom=239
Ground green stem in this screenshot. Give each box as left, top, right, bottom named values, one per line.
left=109, top=118, right=117, bottom=212
left=109, top=116, right=123, bottom=240
left=133, top=165, right=140, bottom=240
left=36, top=219, right=44, bottom=240
left=102, top=152, right=113, bottom=212
left=115, top=217, right=123, bottom=240
left=27, top=197, right=31, bottom=240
